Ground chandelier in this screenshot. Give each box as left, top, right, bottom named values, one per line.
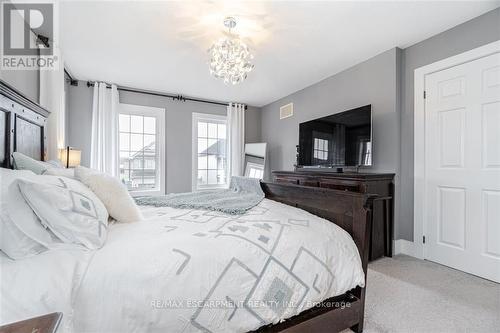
left=208, top=17, right=254, bottom=85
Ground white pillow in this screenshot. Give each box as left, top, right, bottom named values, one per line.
left=0, top=169, right=55, bottom=259
left=75, top=166, right=143, bottom=223
left=74, top=165, right=99, bottom=180
left=17, top=177, right=109, bottom=249
left=12, top=152, right=65, bottom=175
left=12, top=152, right=51, bottom=174
left=43, top=167, right=75, bottom=179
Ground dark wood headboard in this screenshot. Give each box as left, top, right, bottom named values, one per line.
left=0, top=79, right=49, bottom=168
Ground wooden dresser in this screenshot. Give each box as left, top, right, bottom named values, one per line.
left=272, top=170, right=394, bottom=260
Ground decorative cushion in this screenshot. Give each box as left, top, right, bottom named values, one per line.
left=75, top=166, right=143, bottom=223
left=17, top=176, right=109, bottom=250
left=0, top=169, right=55, bottom=259
left=12, top=152, right=51, bottom=175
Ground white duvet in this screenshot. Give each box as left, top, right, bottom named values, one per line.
left=1, top=199, right=364, bottom=333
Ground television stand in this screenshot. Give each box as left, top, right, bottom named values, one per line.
left=272, top=170, right=394, bottom=260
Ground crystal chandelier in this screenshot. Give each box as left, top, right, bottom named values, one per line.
left=208, top=17, right=254, bottom=85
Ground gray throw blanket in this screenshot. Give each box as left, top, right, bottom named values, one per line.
left=135, top=176, right=264, bottom=215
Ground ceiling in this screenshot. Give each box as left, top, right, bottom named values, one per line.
left=60, top=1, right=499, bottom=107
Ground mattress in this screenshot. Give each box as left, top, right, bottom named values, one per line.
left=1, top=198, right=364, bottom=333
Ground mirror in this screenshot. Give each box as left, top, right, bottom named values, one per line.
left=244, top=143, right=267, bottom=180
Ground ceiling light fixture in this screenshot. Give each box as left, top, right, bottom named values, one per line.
left=208, top=17, right=254, bottom=85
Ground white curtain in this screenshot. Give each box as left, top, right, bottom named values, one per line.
left=90, top=82, right=119, bottom=176
left=40, top=47, right=65, bottom=160
left=227, top=103, right=245, bottom=177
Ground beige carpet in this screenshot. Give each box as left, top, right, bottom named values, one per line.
left=344, top=255, right=500, bottom=333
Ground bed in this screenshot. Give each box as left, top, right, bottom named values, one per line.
left=0, top=79, right=374, bottom=333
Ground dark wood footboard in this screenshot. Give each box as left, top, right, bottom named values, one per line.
left=257, top=181, right=375, bottom=333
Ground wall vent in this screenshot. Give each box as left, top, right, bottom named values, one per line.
left=280, top=103, right=293, bottom=119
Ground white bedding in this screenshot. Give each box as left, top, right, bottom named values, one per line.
left=1, top=198, right=364, bottom=333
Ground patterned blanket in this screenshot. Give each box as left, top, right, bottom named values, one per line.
left=135, top=176, right=265, bottom=214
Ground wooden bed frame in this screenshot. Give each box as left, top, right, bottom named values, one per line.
left=257, top=183, right=374, bottom=333
left=0, top=79, right=49, bottom=168
left=0, top=79, right=374, bottom=333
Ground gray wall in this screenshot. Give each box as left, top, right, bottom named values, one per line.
left=399, top=8, right=500, bottom=241
left=260, top=8, right=500, bottom=241
left=0, top=69, right=39, bottom=103
left=0, top=8, right=40, bottom=103
left=67, top=82, right=93, bottom=166
left=261, top=48, right=403, bottom=236
left=67, top=82, right=261, bottom=193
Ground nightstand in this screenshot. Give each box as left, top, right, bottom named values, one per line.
left=0, top=313, right=62, bottom=333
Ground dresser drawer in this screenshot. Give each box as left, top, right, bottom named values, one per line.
left=298, top=179, right=320, bottom=187
left=274, top=177, right=300, bottom=185
left=319, top=180, right=361, bottom=192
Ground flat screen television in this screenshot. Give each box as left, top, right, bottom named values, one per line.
left=298, top=105, right=372, bottom=168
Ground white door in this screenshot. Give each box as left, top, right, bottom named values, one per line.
left=424, top=52, right=500, bottom=282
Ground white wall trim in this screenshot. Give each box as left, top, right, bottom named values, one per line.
left=413, top=40, right=500, bottom=260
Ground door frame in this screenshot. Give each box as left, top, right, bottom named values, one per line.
left=413, top=40, right=500, bottom=260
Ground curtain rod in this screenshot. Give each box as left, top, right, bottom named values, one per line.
left=63, top=68, right=78, bottom=86
left=86, top=81, right=247, bottom=110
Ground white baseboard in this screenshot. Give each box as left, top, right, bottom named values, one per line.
left=393, top=239, right=423, bottom=259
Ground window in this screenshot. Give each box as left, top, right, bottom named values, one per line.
left=119, top=104, right=165, bottom=196
left=192, top=113, right=227, bottom=190
left=313, top=138, right=329, bottom=161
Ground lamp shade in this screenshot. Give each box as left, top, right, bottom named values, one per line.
left=60, top=147, right=81, bottom=168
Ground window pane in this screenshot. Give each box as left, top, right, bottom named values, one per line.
left=130, top=134, right=143, bottom=153
left=207, top=170, right=217, bottom=184
left=131, top=156, right=143, bottom=169
left=119, top=151, right=130, bottom=169
left=141, top=168, right=156, bottom=189
left=145, top=159, right=155, bottom=169
left=217, top=156, right=226, bottom=170
left=207, top=139, right=217, bottom=154
left=218, top=140, right=226, bottom=156
left=198, top=122, right=208, bottom=138
left=218, top=124, right=226, bottom=139
left=144, top=134, right=155, bottom=147
left=217, top=169, right=225, bottom=184
left=208, top=123, right=217, bottom=138
left=207, top=155, right=217, bottom=169
left=131, top=115, right=143, bottom=133
left=121, top=169, right=130, bottom=182
left=198, top=170, right=207, bottom=185
left=120, top=133, right=130, bottom=151
left=144, top=117, right=156, bottom=134
left=119, top=114, right=130, bottom=132
left=198, top=154, right=207, bottom=170
left=198, top=138, right=208, bottom=154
